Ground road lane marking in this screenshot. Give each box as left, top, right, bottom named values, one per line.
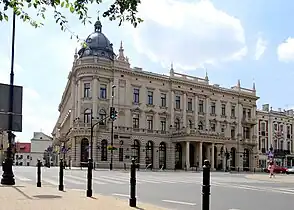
left=66, top=175, right=106, bottom=185
left=16, top=176, right=32, bottom=181
left=42, top=178, right=58, bottom=186
left=162, top=200, right=196, bottom=206
left=96, top=176, right=125, bottom=184
left=112, top=193, right=130, bottom=197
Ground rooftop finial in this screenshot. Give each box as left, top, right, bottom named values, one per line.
left=94, top=10, right=102, bottom=32
left=205, top=68, right=209, bottom=82
left=118, top=40, right=125, bottom=61
left=237, top=79, right=241, bottom=88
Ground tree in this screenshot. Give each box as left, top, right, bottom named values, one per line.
left=0, top=0, right=143, bottom=36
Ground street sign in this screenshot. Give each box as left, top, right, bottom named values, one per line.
left=0, top=83, right=23, bottom=132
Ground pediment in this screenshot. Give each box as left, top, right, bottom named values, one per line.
left=145, top=109, right=156, bottom=114
left=130, top=107, right=142, bottom=113
left=159, top=111, right=169, bottom=116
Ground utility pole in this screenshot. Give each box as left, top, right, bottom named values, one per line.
left=110, top=85, right=116, bottom=171
left=1, top=11, right=16, bottom=185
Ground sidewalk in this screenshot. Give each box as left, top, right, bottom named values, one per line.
left=246, top=174, right=294, bottom=183
left=0, top=182, right=166, bottom=210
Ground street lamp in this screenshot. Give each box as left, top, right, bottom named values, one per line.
left=1, top=11, right=16, bottom=186
left=110, top=85, right=116, bottom=171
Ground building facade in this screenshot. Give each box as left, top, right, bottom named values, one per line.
left=257, top=104, right=294, bottom=168
left=30, top=132, right=53, bottom=166
left=14, top=142, right=31, bottom=166
left=52, top=18, right=259, bottom=171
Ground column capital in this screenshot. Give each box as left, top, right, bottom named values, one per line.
left=92, top=75, right=99, bottom=80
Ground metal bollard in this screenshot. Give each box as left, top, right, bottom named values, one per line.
left=87, top=159, right=93, bottom=197
left=59, top=159, right=64, bottom=191
left=202, top=160, right=211, bottom=210
left=129, top=158, right=137, bottom=207
left=37, top=159, right=41, bottom=187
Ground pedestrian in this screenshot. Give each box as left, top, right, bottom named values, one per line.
left=268, top=162, right=275, bottom=178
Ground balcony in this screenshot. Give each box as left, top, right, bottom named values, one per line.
left=274, top=149, right=291, bottom=157
left=241, top=117, right=257, bottom=126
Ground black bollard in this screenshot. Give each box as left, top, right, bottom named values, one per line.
left=59, top=159, right=64, bottom=191
left=87, top=159, right=93, bottom=197
left=37, top=159, right=41, bottom=187
left=129, top=158, right=137, bottom=207
left=202, top=160, right=211, bottom=210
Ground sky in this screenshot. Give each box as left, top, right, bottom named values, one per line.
left=1, top=0, right=294, bottom=142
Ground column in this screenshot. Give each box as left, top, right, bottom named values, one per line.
left=92, top=76, right=98, bottom=118
left=77, top=80, right=82, bottom=118
left=199, top=142, right=203, bottom=168
left=70, top=79, right=76, bottom=127
left=205, top=97, right=210, bottom=130
left=183, top=93, right=187, bottom=127
left=170, top=91, right=175, bottom=126
left=211, top=143, right=215, bottom=170
left=186, top=141, right=190, bottom=169
left=113, top=78, right=119, bottom=106
left=194, top=95, right=198, bottom=129
left=223, top=145, right=226, bottom=170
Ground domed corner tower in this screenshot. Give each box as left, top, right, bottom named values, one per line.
left=77, top=16, right=116, bottom=61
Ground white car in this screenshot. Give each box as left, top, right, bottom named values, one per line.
left=286, top=167, right=294, bottom=174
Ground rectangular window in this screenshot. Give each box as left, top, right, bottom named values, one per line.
left=161, top=93, right=166, bottom=107
left=260, top=122, right=266, bottom=132
left=243, top=127, right=250, bottom=139
left=247, top=109, right=251, bottom=119
left=160, top=118, right=166, bottom=131
left=132, top=114, right=139, bottom=128
left=133, top=88, right=140, bottom=103
left=210, top=123, right=216, bottom=132
left=84, top=112, right=91, bottom=123
left=211, top=102, right=216, bottom=114
left=187, top=98, right=192, bottom=111
left=175, top=96, right=181, bottom=109
left=100, top=84, right=107, bottom=99
left=147, top=91, right=153, bottom=105
left=279, top=124, right=283, bottom=132
left=221, top=104, right=226, bottom=116
left=147, top=116, right=153, bottom=130
left=84, top=83, right=90, bottom=98
left=231, top=127, right=235, bottom=139
left=243, top=108, right=246, bottom=119
left=231, top=106, right=235, bottom=117
left=199, top=100, right=204, bottom=113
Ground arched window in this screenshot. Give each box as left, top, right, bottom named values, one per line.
left=175, top=118, right=180, bottom=130
left=119, top=140, right=124, bottom=162
left=80, top=138, right=89, bottom=166
left=243, top=149, right=250, bottom=171
left=101, top=140, right=108, bottom=161
left=131, top=140, right=140, bottom=163
left=159, top=142, right=166, bottom=169
left=84, top=109, right=92, bottom=123
left=145, top=141, right=153, bottom=167
left=99, top=109, right=107, bottom=125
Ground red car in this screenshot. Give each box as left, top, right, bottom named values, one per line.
left=264, top=165, right=287, bottom=173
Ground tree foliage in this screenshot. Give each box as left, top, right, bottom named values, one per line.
left=0, top=0, right=142, bottom=39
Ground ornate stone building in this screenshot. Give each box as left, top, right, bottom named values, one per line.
left=257, top=104, right=294, bottom=168
left=52, top=18, right=259, bottom=171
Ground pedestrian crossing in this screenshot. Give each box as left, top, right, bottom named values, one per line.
left=14, top=172, right=272, bottom=187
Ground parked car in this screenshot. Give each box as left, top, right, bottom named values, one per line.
left=264, top=165, right=287, bottom=173
left=286, top=167, right=294, bottom=174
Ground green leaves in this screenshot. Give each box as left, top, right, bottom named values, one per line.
left=0, top=0, right=143, bottom=42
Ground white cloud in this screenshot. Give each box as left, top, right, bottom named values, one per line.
left=255, top=34, right=267, bottom=60
left=128, top=0, right=247, bottom=70
left=277, top=37, right=294, bottom=62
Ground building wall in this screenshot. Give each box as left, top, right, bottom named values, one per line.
left=52, top=44, right=259, bottom=171
left=30, top=132, right=53, bottom=166
left=257, top=104, right=294, bottom=168
left=15, top=152, right=31, bottom=166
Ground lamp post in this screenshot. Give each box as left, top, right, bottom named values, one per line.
left=1, top=11, right=16, bottom=185
left=110, top=85, right=116, bottom=171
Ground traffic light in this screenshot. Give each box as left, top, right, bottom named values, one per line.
left=110, top=107, right=118, bottom=120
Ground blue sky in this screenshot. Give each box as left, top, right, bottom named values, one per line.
left=1, top=0, right=294, bottom=142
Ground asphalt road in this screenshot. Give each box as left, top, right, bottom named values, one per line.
left=11, top=166, right=294, bottom=210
